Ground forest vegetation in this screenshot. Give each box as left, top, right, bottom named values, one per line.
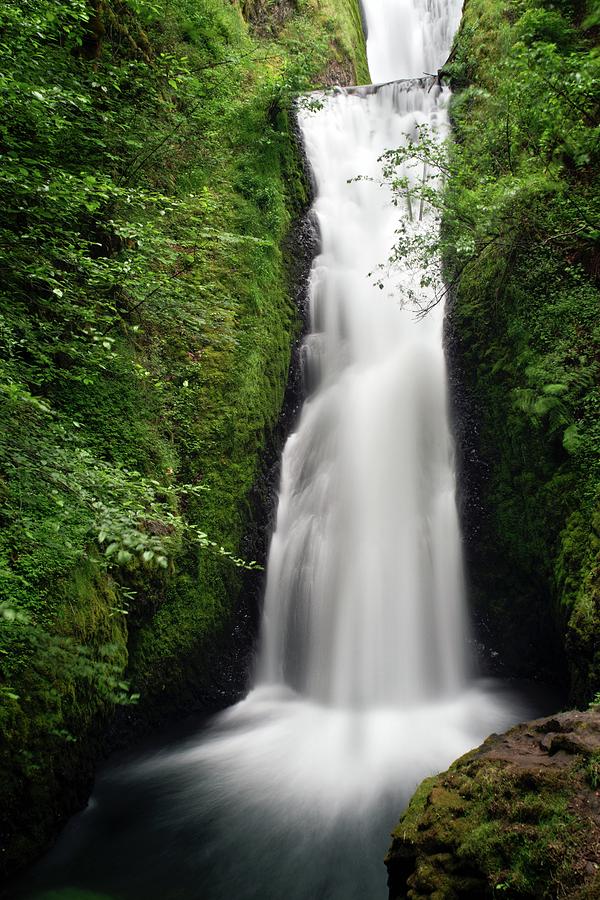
left=0, top=0, right=366, bottom=876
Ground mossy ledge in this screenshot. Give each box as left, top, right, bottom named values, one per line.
left=386, top=710, right=600, bottom=899
left=0, top=0, right=367, bottom=881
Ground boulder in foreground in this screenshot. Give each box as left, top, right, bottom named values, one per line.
left=386, top=710, right=600, bottom=898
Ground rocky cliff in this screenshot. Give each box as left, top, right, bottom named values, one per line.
left=0, top=0, right=367, bottom=880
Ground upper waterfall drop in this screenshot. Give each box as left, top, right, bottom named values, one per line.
left=363, top=0, right=463, bottom=83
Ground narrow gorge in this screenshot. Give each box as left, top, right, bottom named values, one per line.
left=1, top=0, right=598, bottom=897
left=8, top=0, right=556, bottom=897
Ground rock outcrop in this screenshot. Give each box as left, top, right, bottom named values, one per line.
left=386, top=710, right=600, bottom=898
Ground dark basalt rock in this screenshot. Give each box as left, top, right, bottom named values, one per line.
left=443, top=291, right=567, bottom=688
left=231, top=105, right=319, bottom=694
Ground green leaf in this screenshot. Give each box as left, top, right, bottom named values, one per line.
left=562, top=424, right=581, bottom=455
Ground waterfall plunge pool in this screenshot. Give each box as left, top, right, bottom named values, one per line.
left=14, top=679, right=559, bottom=900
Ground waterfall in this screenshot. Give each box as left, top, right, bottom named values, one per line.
left=258, top=0, right=467, bottom=710
left=258, top=79, right=467, bottom=708
left=364, top=0, right=463, bottom=83
left=19, top=3, right=546, bottom=899
left=154, top=0, right=532, bottom=885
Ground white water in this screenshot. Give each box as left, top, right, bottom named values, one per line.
left=259, top=79, right=466, bottom=708
left=257, top=1, right=468, bottom=710
left=19, top=4, right=549, bottom=899
left=364, top=0, right=463, bottom=83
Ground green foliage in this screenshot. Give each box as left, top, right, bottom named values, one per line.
left=584, top=750, right=600, bottom=788
left=0, top=602, right=137, bottom=712
left=0, top=0, right=368, bottom=878
left=381, top=0, right=599, bottom=697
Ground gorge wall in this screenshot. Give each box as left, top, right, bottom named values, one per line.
left=442, top=0, right=599, bottom=700
left=386, top=0, right=599, bottom=894
left=0, top=0, right=367, bottom=880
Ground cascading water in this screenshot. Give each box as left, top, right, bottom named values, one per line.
left=16, top=2, right=553, bottom=899
left=365, top=0, right=463, bottom=83
left=259, top=79, right=467, bottom=709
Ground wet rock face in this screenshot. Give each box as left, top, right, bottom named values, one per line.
left=443, top=296, right=567, bottom=688
left=238, top=111, right=319, bottom=671
left=386, top=710, right=600, bottom=899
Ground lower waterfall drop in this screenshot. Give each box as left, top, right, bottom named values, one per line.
left=259, top=80, right=467, bottom=709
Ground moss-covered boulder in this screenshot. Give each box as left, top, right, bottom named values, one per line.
left=386, top=710, right=600, bottom=898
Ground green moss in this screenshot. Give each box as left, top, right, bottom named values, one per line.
left=0, top=0, right=368, bottom=876
left=389, top=744, right=590, bottom=898
left=0, top=562, right=128, bottom=876
left=443, top=0, right=600, bottom=699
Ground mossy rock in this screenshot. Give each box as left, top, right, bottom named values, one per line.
left=386, top=710, right=600, bottom=899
